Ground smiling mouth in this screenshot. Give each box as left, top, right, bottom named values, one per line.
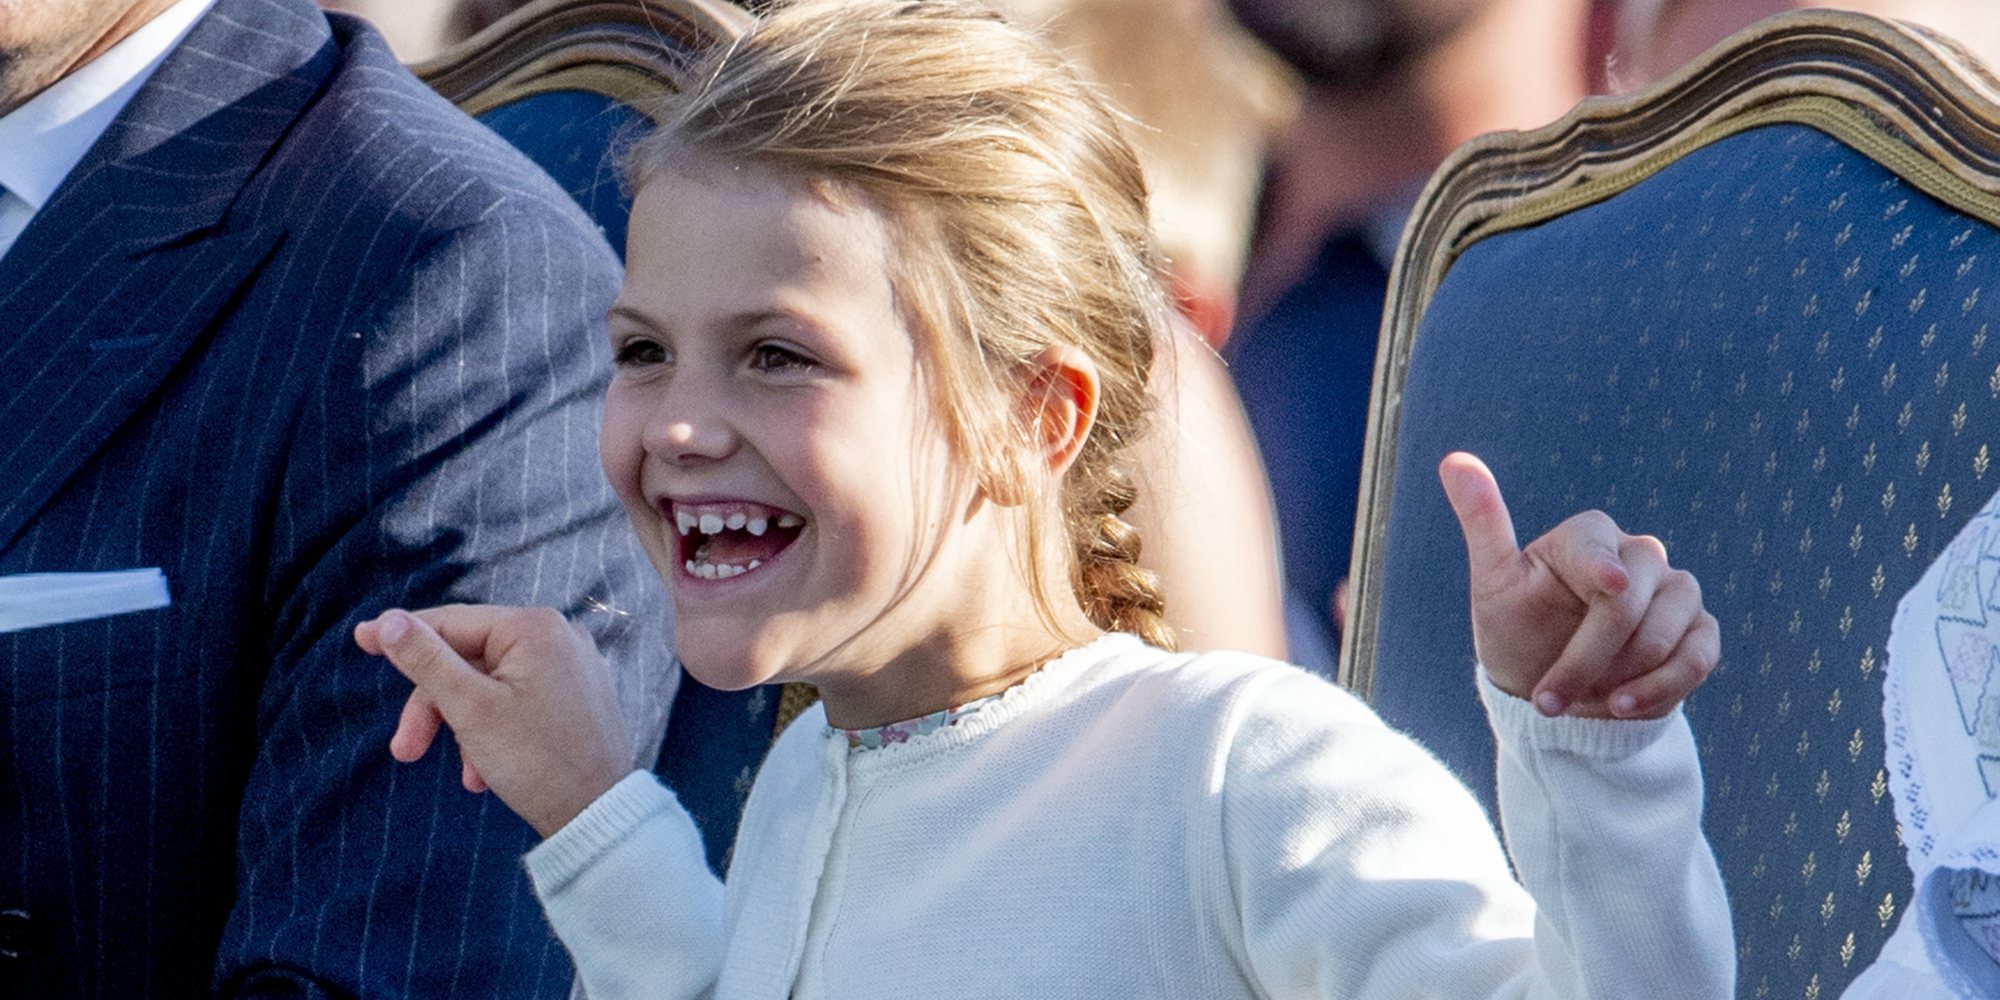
left=669, top=499, right=806, bottom=580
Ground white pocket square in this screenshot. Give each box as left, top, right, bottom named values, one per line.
left=0, top=569, right=172, bottom=634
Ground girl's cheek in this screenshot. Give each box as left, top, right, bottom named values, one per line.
left=597, top=410, right=645, bottom=499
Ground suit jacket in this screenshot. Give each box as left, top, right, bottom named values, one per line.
left=0, top=0, right=672, bottom=994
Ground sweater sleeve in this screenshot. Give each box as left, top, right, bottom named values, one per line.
left=524, top=770, right=724, bottom=1000
left=1218, top=666, right=1732, bottom=999
left=1480, top=668, right=1734, bottom=999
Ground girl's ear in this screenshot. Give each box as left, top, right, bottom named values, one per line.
left=1023, top=344, right=1101, bottom=478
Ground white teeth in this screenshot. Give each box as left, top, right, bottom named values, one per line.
left=676, top=510, right=697, bottom=536
left=777, top=513, right=803, bottom=529
left=726, top=512, right=747, bottom=530
left=747, top=517, right=768, bottom=536
left=699, top=513, right=724, bottom=534
left=685, top=556, right=765, bottom=580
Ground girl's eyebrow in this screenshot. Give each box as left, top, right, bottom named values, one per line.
left=608, top=304, right=667, bottom=334
left=609, top=304, right=815, bottom=338
left=726, top=309, right=805, bottom=335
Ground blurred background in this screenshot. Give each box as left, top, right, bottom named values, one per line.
left=331, top=0, right=2000, bottom=672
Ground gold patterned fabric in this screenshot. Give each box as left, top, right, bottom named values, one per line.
left=1358, top=120, right=2000, bottom=997
left=776, top=681, right=821, bottom=734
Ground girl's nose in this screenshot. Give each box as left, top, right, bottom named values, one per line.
left=644, top=396, right=737, bottom=465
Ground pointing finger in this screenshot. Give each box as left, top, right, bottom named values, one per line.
left=410, top=605, right=581, bottom=672
left=355, top=618, right=386, bottom=657
left=1439, top=452, right=1520, bottom=586
left=371, top=609, right=498, bottom=711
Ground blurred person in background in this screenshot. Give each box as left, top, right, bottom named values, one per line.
left=1609, top=0, right=2000, bottom=90
left=319, top=0, right=459, bottom=58
left=997, top=0, right=1286, bottom=346
left=317, top=0, right=532, bottom=60
left=1223, top=0, right=1596, bottom=661
left=996, top=0, right=1297, bottom=660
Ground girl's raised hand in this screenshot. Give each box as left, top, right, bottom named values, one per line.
left=1438, top=452, right=1720, bottom=719
left=355, top=606, right=633, bottom=837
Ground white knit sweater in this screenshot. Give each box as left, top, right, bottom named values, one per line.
left=525, top=634, right=1734, bottom=998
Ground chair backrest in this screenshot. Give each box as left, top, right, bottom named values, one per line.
left=413, top=0, right=805, bottom=876
left=413, top=0, right=751, bottom=262
left=1345, top=11, right=2000, bottom=998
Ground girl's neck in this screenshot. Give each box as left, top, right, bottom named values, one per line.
left=806, top=487, right=1108, bottom=730
left=813, top=613, right=1103, bottom=731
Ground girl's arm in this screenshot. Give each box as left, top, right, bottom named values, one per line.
left=1218, top=667, right=1731, bottom=999
left=524, top=770, right=725, bottom=1000
left=1481, top=668, right=1732, bottom=997
left=1225, top=451, right=1731, bottom=996
left=356, top=606, right=724, bottom=999
left=1441, top=450, right=1734, bottom=992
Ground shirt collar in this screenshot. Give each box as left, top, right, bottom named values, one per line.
left=0, top=0, right=218, bottom=212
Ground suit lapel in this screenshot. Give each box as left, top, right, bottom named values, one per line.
left=0, top=0, right=335, bottom=553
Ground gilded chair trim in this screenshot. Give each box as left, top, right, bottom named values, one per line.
left=446, top=64, right=674, bottom=121
left=1468, top=95, right=2000, bottom=250
left=1344, top=9, right=2000, bottom=696
left=411, top=0, right=752, bottom=121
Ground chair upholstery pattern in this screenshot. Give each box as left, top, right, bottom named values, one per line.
left=1346, top=13, right=2000, bottom=999
left=413, top=0, right=803, bottom=876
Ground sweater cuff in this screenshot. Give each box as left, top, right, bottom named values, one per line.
left=524, top=769, right=676, bottom=895
left=1477, top=666, right=1681, bottom=759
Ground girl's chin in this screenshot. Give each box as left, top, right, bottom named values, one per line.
left=673, top=640, right=794, bottom=692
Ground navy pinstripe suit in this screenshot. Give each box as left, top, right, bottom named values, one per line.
left=0, top=0, right=673, bottom=994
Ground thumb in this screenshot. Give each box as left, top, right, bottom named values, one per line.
left=1439, top=452, right=1520, bottom=586
left=371, top=609, right=495, bottom=711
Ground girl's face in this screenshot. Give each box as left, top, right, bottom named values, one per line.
left=602, top=163, right=998, bottom=693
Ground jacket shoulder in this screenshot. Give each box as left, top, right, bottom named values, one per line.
left=249, top=20, right=611, bottom=258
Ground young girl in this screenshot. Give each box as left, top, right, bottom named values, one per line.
left=356, top=2, right=1734, bottom=995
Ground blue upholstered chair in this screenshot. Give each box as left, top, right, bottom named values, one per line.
left=1344, top=11, right=2000, bottom=997
left=413, top=0, right=809, bottom=875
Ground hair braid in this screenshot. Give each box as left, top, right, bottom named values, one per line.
left=1073, top=466, right=1173, bottom=649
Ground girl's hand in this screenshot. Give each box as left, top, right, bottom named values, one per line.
left=1438, top=452, right=1719, bottom=719
left=355, top=605, right=633, bottom=837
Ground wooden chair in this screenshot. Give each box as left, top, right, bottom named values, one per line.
left=413, top=0, right=816, bottom=876
left=1345, top=11, right=2000, bottom=997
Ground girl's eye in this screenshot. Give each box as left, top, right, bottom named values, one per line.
left=750, top=343, right=816, bottom=373
left=615, top=339, right=670, bottom=367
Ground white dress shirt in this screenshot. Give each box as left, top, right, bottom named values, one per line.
left=0, top=0, right=217, bottom=262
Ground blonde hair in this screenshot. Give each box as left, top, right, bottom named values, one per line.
left=634, top=0, right=1175, bottom=649
left=993, top=0, right=1290, bottom=304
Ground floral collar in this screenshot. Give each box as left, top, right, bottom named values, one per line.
left=834, top=693, right=1001, bottom=751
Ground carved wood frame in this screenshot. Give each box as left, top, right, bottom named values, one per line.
left=411, top=0, right=751, bottom=119
left=1341, top=10, right=2000, bottom=695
